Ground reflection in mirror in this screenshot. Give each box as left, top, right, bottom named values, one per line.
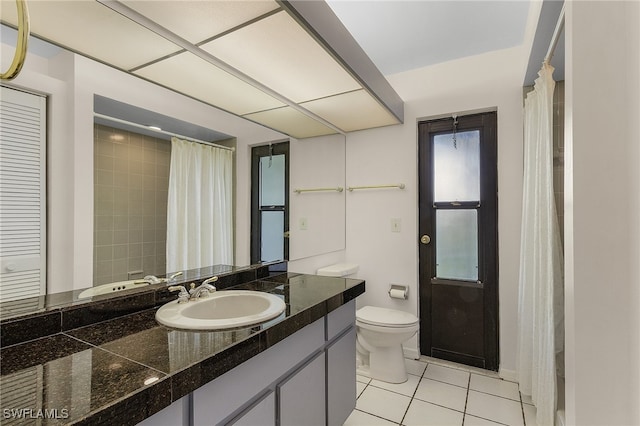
left=289, top=133, right=346, bottom=260
left=1, top=69, right=346, bottom=307
left=92, top=96, right=237, bottom=286
left=93, top=123, right=236, bottom=285
left=251, top=142, right=289, bottom=264
left=93, top=124, right=170, bottom=285
left=166, top=137, right=234, bottom=272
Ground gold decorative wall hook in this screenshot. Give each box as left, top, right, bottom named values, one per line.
left=1, top=0, right=30, bottom=80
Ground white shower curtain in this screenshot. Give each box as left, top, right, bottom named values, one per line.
left=167, top=137, right=233, bottom=272
left=516, top=63, right=564, bottom=426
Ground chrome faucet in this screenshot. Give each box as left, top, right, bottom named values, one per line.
left=139, top=271, right=183, bottom=285
left=166, top=271, right=183, bottom=283
left=189, top=276, right=218, bottom=300
left=168, top=285, right=190, bottom=303
left=133, top=275, right=162, bottom=284
left=142, top=275, right=162, bottom=284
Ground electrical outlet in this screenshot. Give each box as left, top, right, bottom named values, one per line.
left=391, top=218, right=401, bottom=233
left=299, top=217, right=308, bottom=230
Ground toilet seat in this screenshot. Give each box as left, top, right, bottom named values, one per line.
left=356, top=306, right=419, bottom=328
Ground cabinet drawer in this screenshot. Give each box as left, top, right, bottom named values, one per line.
left=327, top=299, right=355, bottom=341
left=193, top=318, right=324, bottom=424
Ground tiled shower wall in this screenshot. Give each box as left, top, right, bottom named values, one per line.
left=93, top=124, right=170, bottom=285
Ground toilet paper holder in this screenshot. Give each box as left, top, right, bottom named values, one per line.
left=388, top=284, right=408, bottom=300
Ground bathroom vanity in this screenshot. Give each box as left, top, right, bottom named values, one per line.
left=0, top=268, right=364, bottom=425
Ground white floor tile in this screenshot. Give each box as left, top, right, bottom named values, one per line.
left=357, top=381, right=367, bottom=398
left=343, top=409, right=398, bottom=426
left=357, top=374, right=372, bottom=384
left=523, top=403, right=538, bottom=426
left=463, top=414, right=504, bottom=425
left=405, top=358, right=428, bottom=377
left=414, top=378, right=468, bottom=412
left=424, top=364, right=470, bottom=388
left=370, top=374, right=420, bottom=397
left=402, top=399, right=464, bottom=426
left=466, top=391, right=524, bottom=426
left=469, top=374, right=520, bottom=401
left=356, top=385, right=411, bottom=423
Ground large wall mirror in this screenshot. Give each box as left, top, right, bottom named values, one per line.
left=0, top=42, right=346, bottom=307
left=90, top=96, right=346, bottom=296
left=1, top=0, right=403, bottom=308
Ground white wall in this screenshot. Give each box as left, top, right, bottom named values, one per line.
left=564, top=2, right=640, bottom=425
left=344, top=46, right=527, bottom=370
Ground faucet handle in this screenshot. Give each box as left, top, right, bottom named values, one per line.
left=202, top=276, right=218, bottom=286
left=168, top=285, right=189, bottom=303
left=144, top=275, right=162, bottom=284
left=167, top=271, right=183, bottom=283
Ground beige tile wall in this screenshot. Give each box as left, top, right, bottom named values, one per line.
left=93, top=124, right=170, bottom=285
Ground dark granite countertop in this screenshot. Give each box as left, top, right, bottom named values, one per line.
left=0, top=273, right=364, bottom=425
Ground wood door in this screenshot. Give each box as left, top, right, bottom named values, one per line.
left=418, top=112, right=498, bottom=370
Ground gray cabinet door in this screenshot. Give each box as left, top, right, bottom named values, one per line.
left=327, top=328, right=357, bottom=426
left=229, top=391, right=275, bottom=426
left=278, top=353, right=326, bottom=426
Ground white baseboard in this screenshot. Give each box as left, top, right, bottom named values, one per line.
left=498, top=367, right=518, bottom=383
left=403, top=347, right=420, bottom=360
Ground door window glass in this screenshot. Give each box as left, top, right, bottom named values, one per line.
left=433, top=130, right=480, bottom=202
left=260, top=155, right=285, bottom=206
left=435, top=209, right=478, bottom=281
left=261, top=211, right=284, bottom=262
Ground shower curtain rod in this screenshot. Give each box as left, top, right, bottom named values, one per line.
left=544, top=3, right=565, bottom=64
left=94, top=113, right=235, bottom=151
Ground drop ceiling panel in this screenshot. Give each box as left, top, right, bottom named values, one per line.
left=243, top=107, right=337, bottom=139
left=134, top=52, right=285, bottom=116
left=301, top=90, right=400, bottom=133
left=201, top=10, right=361, bottom=104
left=0, top=0, right=180, bottom=70
left=121, top=0, right=280, bottom=44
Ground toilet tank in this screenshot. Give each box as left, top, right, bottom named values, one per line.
left=316, top=263, right=359, bottom=278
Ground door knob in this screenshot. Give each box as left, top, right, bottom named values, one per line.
left=283, top=231, right=290, bottom=238
left=420, top=235, right=431, bottom=245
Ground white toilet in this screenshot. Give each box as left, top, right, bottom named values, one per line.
left=355, top=306, right=419, bottom=384
left=316, top=263, right=419, bottom=384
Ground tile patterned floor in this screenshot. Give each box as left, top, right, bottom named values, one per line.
left=345, top=357, right=538, bottom=426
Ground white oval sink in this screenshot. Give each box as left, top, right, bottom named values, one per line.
left=78, top=279, right=149, bottom=298
left=155, top=290, right=286, bottom=330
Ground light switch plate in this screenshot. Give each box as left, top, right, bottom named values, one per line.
left=391, top=218, right=401, bottom=233
left=299, top=217, right=308, bottom=230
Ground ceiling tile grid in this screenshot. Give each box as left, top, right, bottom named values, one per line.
left=1, top=0, right=180, bottom=70
left=1, top=0, right=404, bottom=138
left=121, top=0, right=280, bottom=45
left=134, top=51, right=286, bottom=116
left=200, top=10, right=361, bottom=104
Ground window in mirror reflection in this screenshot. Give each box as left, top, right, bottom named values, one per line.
left=251, top=142, right=289, bottom=263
